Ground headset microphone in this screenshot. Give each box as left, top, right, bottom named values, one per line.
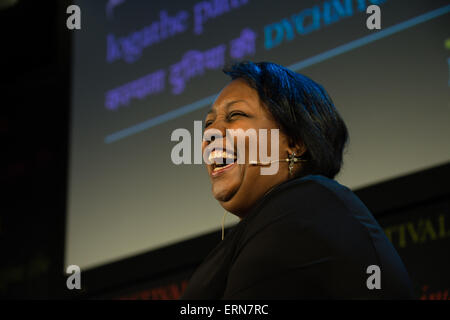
left=249, top=157, right=306, bottom=166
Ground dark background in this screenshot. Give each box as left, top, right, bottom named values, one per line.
left=0, top=0, right=70, bottom=298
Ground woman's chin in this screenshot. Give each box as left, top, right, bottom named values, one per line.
left=214, top=184, right=252, bottom=217
left=210, top=164, right=251, bottom=216
left=211, top=166, right=243, bottom=202
left=212, top=183, right=237, bottom=203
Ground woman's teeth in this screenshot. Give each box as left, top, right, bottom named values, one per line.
left=208, top=150, right=236, bottom=165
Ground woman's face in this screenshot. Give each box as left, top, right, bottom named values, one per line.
left=202, top=79, right=295, bottom=218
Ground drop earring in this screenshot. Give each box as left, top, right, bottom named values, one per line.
left=288, top=151, right=297, bottom=176
left=286, top=151, right=307, bottom=176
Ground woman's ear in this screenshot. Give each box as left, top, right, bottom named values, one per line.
left=287, top=140, right=307, bottom=157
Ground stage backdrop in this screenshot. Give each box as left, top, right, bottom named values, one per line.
left=66, top=0, right=450, bottom=270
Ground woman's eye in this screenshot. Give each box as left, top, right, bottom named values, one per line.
left=228, top=112, right=246, bottom=120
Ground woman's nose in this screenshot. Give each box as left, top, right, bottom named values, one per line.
left=203, top=122, right=227, bottom=145
left=203, top=128, right=223, bottom=145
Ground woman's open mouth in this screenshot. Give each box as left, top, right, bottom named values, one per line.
left=208, top=149, right=237, bottom=177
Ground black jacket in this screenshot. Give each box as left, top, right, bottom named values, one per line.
left=180, top=175, right=415, bottom=299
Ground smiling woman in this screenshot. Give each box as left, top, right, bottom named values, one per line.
left=179, top=61, right=415, bottom=299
